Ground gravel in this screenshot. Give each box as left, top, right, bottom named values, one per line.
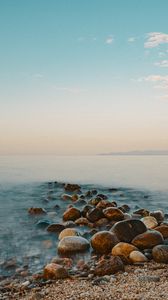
left=3, top=262, right=168, bottom=300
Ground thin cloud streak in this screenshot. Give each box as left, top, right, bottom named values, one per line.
left=144, top=32, right=168, bottom=48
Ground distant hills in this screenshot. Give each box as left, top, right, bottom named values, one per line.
left=99, top=150, right=168, bottom=156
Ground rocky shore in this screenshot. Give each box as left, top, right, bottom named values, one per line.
left=1, top=182, right=168, bottom=300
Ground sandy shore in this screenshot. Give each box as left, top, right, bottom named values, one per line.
left=1, top=262, right=167, bottom=300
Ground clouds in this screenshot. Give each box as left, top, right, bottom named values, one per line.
left=128, top=37, right=136, bottom=43
left=105, top=36, right=114, bottom=44
left=154, top=60, right=168, bottom=67
left=144, top=32, right=168, bottom=48
left=143, top=75, right=168, bottom=99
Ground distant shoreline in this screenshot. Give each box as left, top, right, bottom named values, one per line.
left=99, top=151, right=168, bottom=156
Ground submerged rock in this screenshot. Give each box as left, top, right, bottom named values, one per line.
left=47, top=223, right=65, bottom=233
left=152, top=245, right=168, bottom=263
left=58, top=236, right=90, bottom=254
left=36, top=220, right=51, bottom=229
left=64, top=183, right=81, bottom=192
left=91, top=231, right=118, bottom=254
left=28, top=207, right=46, bottom=215
left=43, top=263, right=68, bottom=279
left=132, top=230, right=164, bottom=249
left=94, top=256, right=124, bottom=276
left=111, top=219, right=147, bottom=243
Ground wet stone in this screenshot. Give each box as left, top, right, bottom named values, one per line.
left=111, top=219, right=147, bottom=243
left=91, top=231, right=118, bottom=254
left=132, top=230, right=164, bottom=249
left=58, top=236, right=90, bottom=254
left=47, top=223, right=65, bottom=233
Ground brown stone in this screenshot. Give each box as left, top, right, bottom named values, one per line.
left=95, top=218, right=109, bottom=227
left=133, top=209, right=150, bottom=217
left=103, top=207, right=124, bottom=221
left=86, top=208, right=103, bottom=222
left=150, top=210, right=164, bottom=223
left=75, top=217, right=90, bottom=226
left=47, top=223, right=65, bottom=233
left=111, top=219, right=147, bottom=243
left=58, top=228, right=79, bottom=240
left=132, top=230, right=164, bottom=249
left=58, top=236, right=90, bottom=254
left=152, top=245, right=168, bottom=263
left=43, top=263, right=68, bottom=279
left=129, top=251, right=148, bottom=263
left=94, top=256, right=124, bottom=276
left=112, top=242, right=137, bottom=258
left=155, top=225, right=168, bottom=239
left=91, top=231, right=118, bottom=254
left=28, top=207, right=46, bottom=215
left=96, top=200, right=115, bottom=210
left=63, top=207, right=81, bottom=222
left=64, top=183, right=81, bottom=192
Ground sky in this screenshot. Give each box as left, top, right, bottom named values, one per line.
left=0, top=0, right=168, bottom=155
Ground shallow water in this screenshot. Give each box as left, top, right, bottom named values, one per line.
left=0, top=155, right=168, bottom=276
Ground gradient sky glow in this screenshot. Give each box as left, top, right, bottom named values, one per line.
left=0, top=0, right=168, bottom=155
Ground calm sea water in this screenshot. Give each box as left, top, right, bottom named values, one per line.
left=0, top=155, right=168, bottom=189
left=0, top=155, right=168, bottom=276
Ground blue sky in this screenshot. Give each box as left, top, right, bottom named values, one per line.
left=0, top=0, right=168, bottom=154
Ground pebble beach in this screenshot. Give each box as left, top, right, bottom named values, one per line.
left=1, top=181, right=168, bottom=300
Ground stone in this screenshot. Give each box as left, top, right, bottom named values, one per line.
left=43, top=263, right=68, bottom=279
left=132, top=230, right=164, bottom=249
left=103, top=207, right=124, bottom=221
left=91, top=231, right=118, bottom=254
left=81, top=205, right=93, bottom=217
left=36, top=220, right=51, bottom=229
left=61, top=194, right=73, bottom=201
left=94, top=256, right=124, bottom=276
left=120, top=204, right=130, bottom=213
left=95, top=218, right=109, bottom=227
left=63, top=207, right=81, bottom=222
left=47, top=223, right=65, bottom=233
left=51, top=257, right=73, bottom=268
left=96, top=200, right=115, bottom=210
left=124, top=213, right=131, bottom=220
left=75, top=217, right=90, bottom=226
left=97, top=194, right=108, bottom=200
left=112, top=242, right=137, bottom=258
left=133, top=209, right=149, bottom=217
left=150, top=210, right=164, bottom=223
left=111, top=219, right=147, bottom=243
left=86, top=208, right=103, bottom=222
left=155, top=224, right=168, bottom=239
left=64, top=183, right=81, bottom=192
left=71, top=194, right=79, bottom=202
left=64, top=221, right=76, bottom=228
left=141, top=216, right=158, bottom=229
left=58, top=236, right=90, bottom=254
left=152, top=245, right=168, bottom=263
left=129, top=250, right=148, bottom=263
left=28, top=207, right=46, bottom=215
left=58, top=228, right=79, bottom=240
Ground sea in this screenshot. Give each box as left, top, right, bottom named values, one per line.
left=0, top=155, right=168, bottom=276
